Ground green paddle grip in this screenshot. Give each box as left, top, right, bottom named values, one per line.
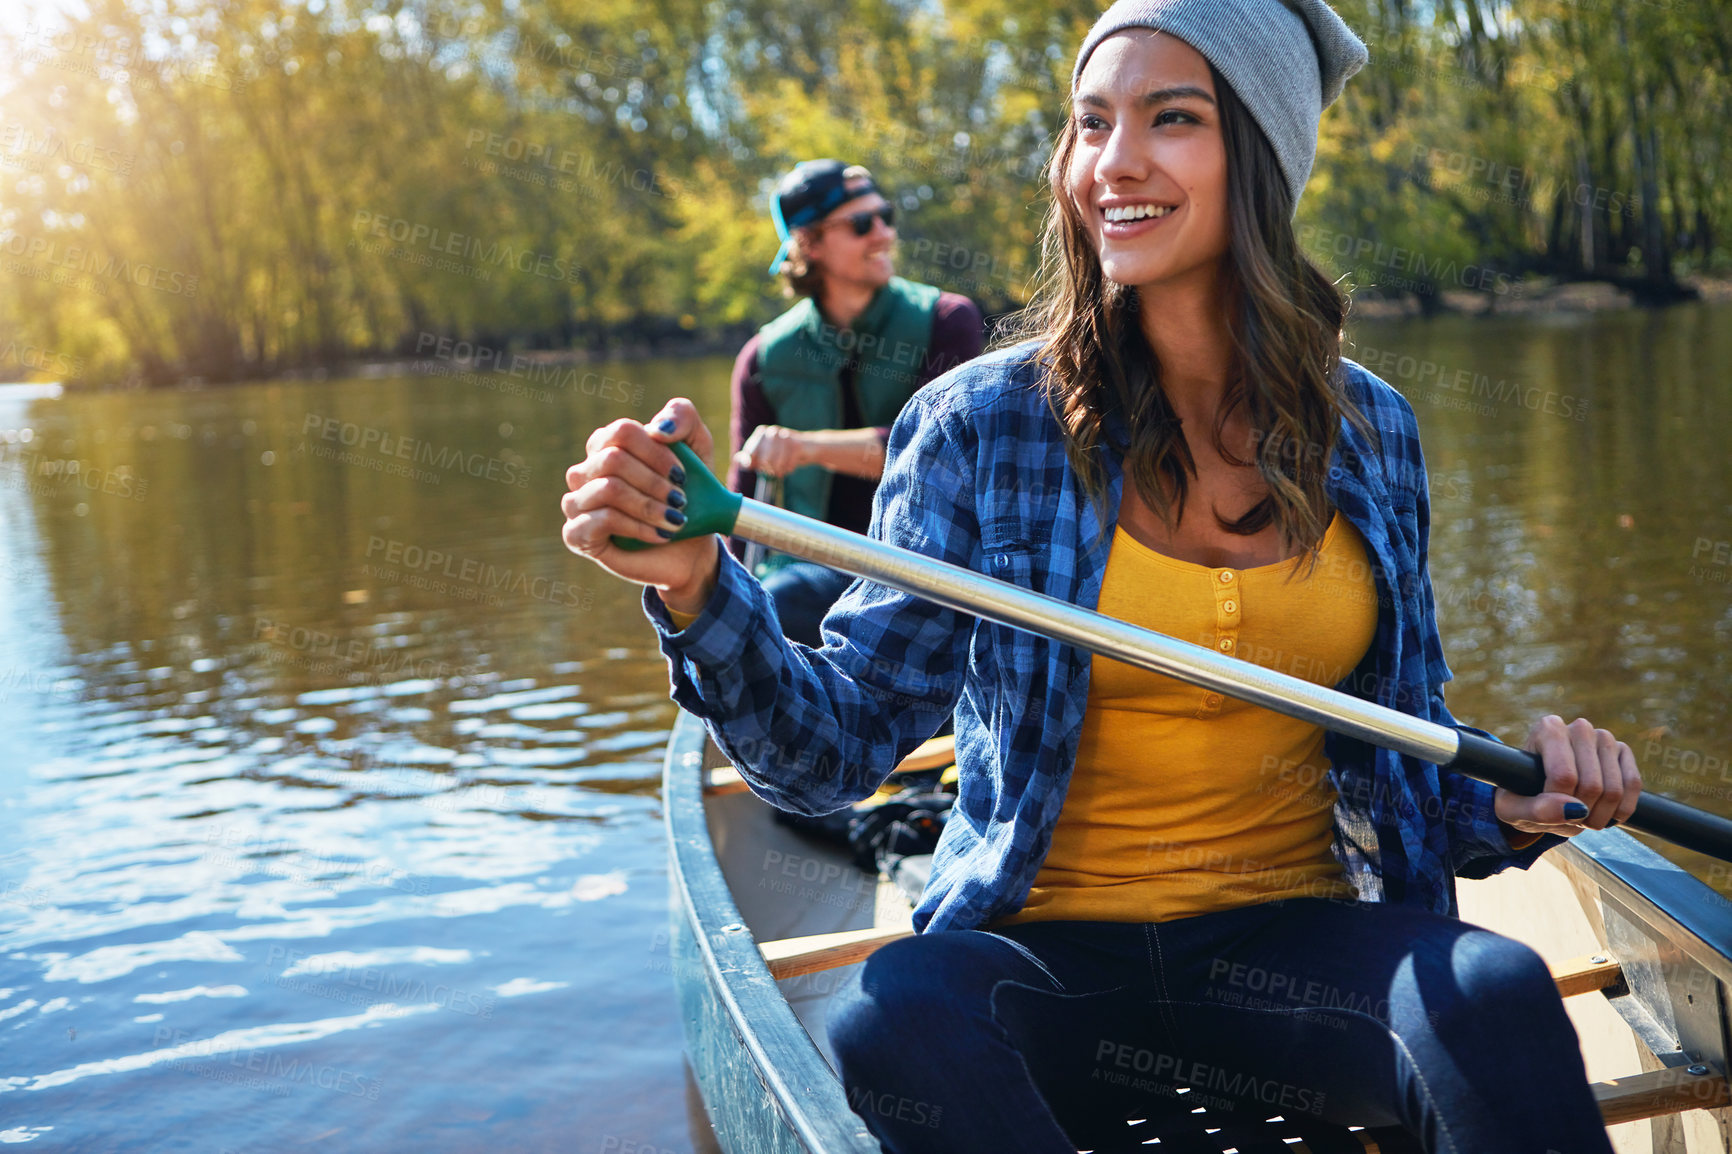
left=611, top=440, right=743, bottom=551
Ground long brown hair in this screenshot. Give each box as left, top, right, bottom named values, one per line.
left=776, top=229, right=827, bottom=300
left=1011, top=61, right=1367, bottom=561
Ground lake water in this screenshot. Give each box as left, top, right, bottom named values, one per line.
left=0, top=301, right=1728, bottom=1151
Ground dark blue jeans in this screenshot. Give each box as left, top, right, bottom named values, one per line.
left=761, top=561, right=856, bottom=648
left=830, top=897, right=1612, bottom=1154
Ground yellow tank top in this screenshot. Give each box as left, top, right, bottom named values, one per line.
left=995, top=511, right=1378, bottom=926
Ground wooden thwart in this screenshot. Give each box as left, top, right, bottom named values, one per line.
left=704, top=734, right=958, bottom=798
left=1549, top=952, right=1624, bottom=998
left=890, top=733, right=956, bottom=773
left=703, top=765, right=750, bottom=796
left=1342, top=1065, right=1729, bottom=1151
left=761, top=926, right=915, bottom=980
left=1593, top=1065, right=1732, bottom=1126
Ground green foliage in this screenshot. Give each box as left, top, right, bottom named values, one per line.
left=0, top=0, right=1726, bottom=386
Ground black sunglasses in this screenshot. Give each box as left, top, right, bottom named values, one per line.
left=819, top=204, right=896, bottom=237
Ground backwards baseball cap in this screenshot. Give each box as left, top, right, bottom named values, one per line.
left=766, top=159, right=881, bottom=275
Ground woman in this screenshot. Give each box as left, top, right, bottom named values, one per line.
left=560, top=1, right=1641, bottom=1150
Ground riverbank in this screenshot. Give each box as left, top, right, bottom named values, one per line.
left=11, top=277, right=1731, bottom=392
left=272, top=274, right=1732, bottom=385
left=1346, top=273, right=1732, bottom=321
left=211, top=324, right=759, bottom=390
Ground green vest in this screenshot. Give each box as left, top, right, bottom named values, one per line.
left=754, top=277, right=940, bottom=573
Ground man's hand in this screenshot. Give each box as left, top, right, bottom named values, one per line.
left=561, top=398, right=723, bottom=614
left=1494, top=715, right=1642, bottom=837
left=738, top=424, right=887, bottom=480
left=736, top=424, right=810, bottom=478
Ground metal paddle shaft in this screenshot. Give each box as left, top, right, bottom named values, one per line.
left=742, top=474, right=783, bottom=574
left=614, top=442, right=1732, bottom=864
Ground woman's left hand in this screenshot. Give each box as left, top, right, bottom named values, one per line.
left=1494, top=715, right=1642, bottom=836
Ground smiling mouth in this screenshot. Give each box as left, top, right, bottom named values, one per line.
left=1103, top=204, right=1178, bottom=223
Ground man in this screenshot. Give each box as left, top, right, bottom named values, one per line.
left=729, top=159, right=985, bottom=646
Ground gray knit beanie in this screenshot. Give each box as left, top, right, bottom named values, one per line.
left=1071, top=0, right=1368, bottom=212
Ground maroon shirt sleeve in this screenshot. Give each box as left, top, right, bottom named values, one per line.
left=924, top=292, right=988, bottom=381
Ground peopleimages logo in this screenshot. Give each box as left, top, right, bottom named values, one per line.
left=264, top=946, right=496, bottom=1019
left=0, top=339, right=85, bottom=378
left=0, top=231, right=198, bottom=297
left=299, top=413, right=529, bottom=488
left=350, top=210, right=584, bottom=284
left=252, top=616, right=481, bottom=683
left=363, top=536, right=593, bottom=609
left=151, top=1026, right=383, bottom=1099
left=412, top=332, right=644, bottom=406
left=0, top=441, right=148, bottom=501
left=460, top=131, right=679, bottom=200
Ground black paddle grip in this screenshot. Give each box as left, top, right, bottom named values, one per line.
left=1447, top=730, right=1548, bottom=795
left=1449, top=729, right=1732, bottom=863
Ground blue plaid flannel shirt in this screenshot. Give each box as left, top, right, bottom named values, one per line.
left=644, top=341, right=1559, bottom=933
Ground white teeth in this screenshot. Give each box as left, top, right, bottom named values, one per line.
left=1103, top=204, right=1176, bottom=222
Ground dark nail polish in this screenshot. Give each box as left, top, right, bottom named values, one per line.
left=1563, top=801, right=1589, bottom=821
left=655, top=528, right=674, bottom=539
left=655, top=418, right=677, bottom=434
left=665, top=507, right=686, bottom=527
left=669, top=463, right=686, bottom=486
left=667, top=488, right=687, bottom=509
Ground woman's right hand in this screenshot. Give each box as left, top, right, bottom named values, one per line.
left=561, top=398, right=722, bottom=614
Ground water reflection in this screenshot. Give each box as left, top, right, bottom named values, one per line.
left=0, top=358, right=736, bottom=1150
left=1348, top=301, right=1732, bottom=885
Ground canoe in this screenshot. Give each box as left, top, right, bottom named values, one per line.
left=661, top=707, right=1732, bottom=1152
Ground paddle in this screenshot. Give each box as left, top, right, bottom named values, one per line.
left=615, top=441, right=1732, bottom=865
left=741, top=473, right=782, bottom=575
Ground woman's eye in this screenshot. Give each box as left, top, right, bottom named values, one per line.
left=1077, top=114, right=1108, bottom=132
left=1155, top=109, right=1196, bottom=126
